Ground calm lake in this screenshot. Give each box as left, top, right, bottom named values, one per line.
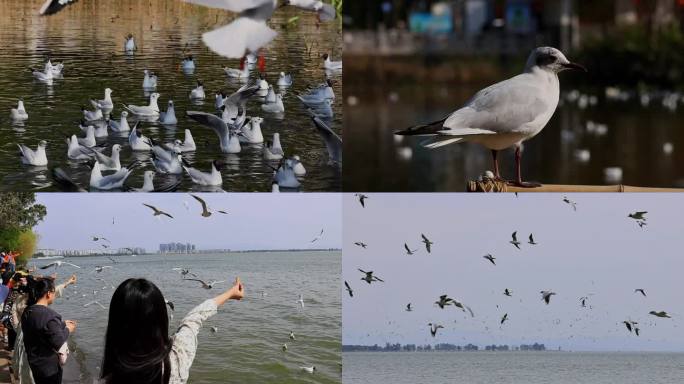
left=343, top=351, right=684, bottom=383
left=344, top=60, right=684, bottom=192
left=0, top=0, right=342, bottom=192
left=19, top=251, right=341, bottom=384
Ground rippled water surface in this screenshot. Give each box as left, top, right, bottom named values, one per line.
left=0, top=0, right=342, bottom=192
left=343, top=351, right=684, bottom=384
left=21, top=251, right=341, bottom=383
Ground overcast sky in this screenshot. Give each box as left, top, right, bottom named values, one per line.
left=35, top=193, right=341, bottom=251
left=343, top=193, right=684, bottom=352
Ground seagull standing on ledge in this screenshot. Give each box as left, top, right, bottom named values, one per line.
left=395, top=47, right=586, bottom=187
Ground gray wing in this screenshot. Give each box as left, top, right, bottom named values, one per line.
left=317, top=3, right=336, bottom=21
left=311, top=116, right=342, bottom=163
left=443, top=74, right=551, bottom=135
left=186, top=111, right=230, bottom=138
left=225, top=84, right=260, bottom=107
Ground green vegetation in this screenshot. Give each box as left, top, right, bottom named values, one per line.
left=577, top=25, right=684, bottom=89
left=0, top=193, right=46, bottom=265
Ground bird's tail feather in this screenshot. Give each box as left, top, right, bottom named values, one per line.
left=422, top=137, right=463, bottom=149
left=395, top=118, right=448, bottom=136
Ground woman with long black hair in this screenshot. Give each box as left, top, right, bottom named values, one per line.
left=100, top=276, right=244, bottom=384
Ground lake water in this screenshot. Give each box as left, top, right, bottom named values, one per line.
left=19, top=251, right=341, bottom=383
left=0, top=0, right=342, bottom=192
left=344, top=64, right=684, bottom=192
left=343, top=351, right=684, bottom=383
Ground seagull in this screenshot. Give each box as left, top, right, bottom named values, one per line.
left=289, top=331, right=295, bottom=340
left=503, top=289, right=512, bottom=297
left=90, top=161, right=135, bottom=190
left=165, top=300, right=175, bottom=311
left=563, top=196, right=577, bottom=211
left=77, top=126, right=97, bottom=147
left=143, top=203, right=174, bottom=219
left=84, top=144, right=122, bottom=171
left=353, top=242, right=367, bottom=248
left=300, top=366, right=316, bottom=374
left=142, top=69, right=156, bottom=89
left=190, top=194, right=212, bottom=217
left=182, top=0, right=336, bottom=59
left=510, top=231, right=521, bottom=249
left=310, top=229, right=324, bottom=243
left=428, top=323, right=444, bottom=337
left=90, top=88, right=114, bottom=110
left=184, top=278, right=225, bottom=290
left=579, top=296, right=588, bottom=308
left=84, top=301, right=106, bottom=309
left=277, top=72, right=293, bottom=87
left=92, top=266, right=112, bottom=273
left=172, top=268, right=197, bottom=278
left=261, top=94, right=285, bottom=113
left=628, top=211, right=647, bottom=221
left=541, top=290, right=556, bottom=305
left=159, top=100, right=178, bottom=125
left=30, top=66, right=54, bottom=82
left=421, top=234, right=433, bottom=253
left=406, top=303, right=412, bottom=312
left=125, top=34, right=137, bottom=52
left=344, top=281, right=353, bottom=297
left=395, top=47, right=586, bottom=187
left=358, top=269, right=383, bottom=284
left=321, top=53, right=342, bottom=70
left=311, top=116, right=342, bottom=165
left=108, top=111, right=131, bottom=132
left=528, top=233, right=538, bottom=245
left=622, top=320, right=636, bottom=333
left=354, top=193, right=367, bottom=208
left=81, top=105, right=103, bottom=122
left=501, top=313, right=509, bottom=325
left=210, top=326, right=218, bottom=333
left=165, top=130, right=197, bottom=153
left=182, top=55, right=196, bottom=72
left=91, top=235, right=109, bottom=242
left=437, top=295, right=474, bottom=316
left=18, top=141, right=48, bottom=166
left=10, top=100, right=29, bottom=120
left=404, top=243, right=417, bottom=255
left=282, top=344, right=288, bottom=351
left=189, top=80, right=206, bottom=100
left=124, top=92, right=160, bottom=117
left=649, top=311, right=671, bottom=318
left=634, top=289, right=646, bottom=297
left=635, top=327, right=640, bottom=336
left=129, top=125, right=152, bottom=152
left=239, top=117, right=264, bottom=144
left=39, top=0, right=79, bottom=15
left=183, top=160, right=223, bottom=186
left=40, top=261, right=81, bottom=270
left=483, top=254, right=496, bottom=265
left=296, top=294, right=305, bottom=308
left=298, top=79, right=335, bottom=103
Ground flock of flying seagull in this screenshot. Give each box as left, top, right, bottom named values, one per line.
left=13, top=0, right=342, bottom=192
left=344, top=195, right=673, bottom=341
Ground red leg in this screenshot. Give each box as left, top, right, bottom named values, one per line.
left=509, top=146, right=541, bottom=188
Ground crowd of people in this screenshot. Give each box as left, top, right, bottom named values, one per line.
left=0, top=251, right=244, bottom=384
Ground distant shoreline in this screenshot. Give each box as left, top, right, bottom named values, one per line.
left=34, top=249, right=341, bottom=258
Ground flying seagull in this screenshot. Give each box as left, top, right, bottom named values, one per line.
left=40, top=261, right=81, bottom=270
left=395, top=47, right=586, bottom=187
left=421, top=234, right=433, bottom=253
left=562, top=196, right=577, bottom=211
left=190, top=194, right=212, bottom=217
left=541, top=290, right=556, bottom=305
left=83, top=301, right=106, bottom=309
left=143, top=203, right=173, bottom=219
left=91, top=236, right=110, bottom=243
left=354, top=193, right=367, bottom=208
left=358, top=269, right=384, bottom=284
left=510, top=231, right=521, bottom=249
left=483, top=254, right=496, bottom=265
left=92, top=266, right=112, bottom=273
left=184, top=278, right=225, bottom=289
left=404, top=243, right=418, bottom=255
left=634, top=289, right=646, bottom=297
left=649, top=311, right=671, bottom=318
left=503, top=289, right=512, bottom=297
left=406, top=303, right=412, bottom=312
left=354, top=242, right=367, bottom=248
left=501, top=313, right=509, bottom=325
left=172, top=268, right=197, bottom=278
left=528, top=234, right=537, bottom=245
left=628, top=211, right=647, bottom=221
left=428, top=323, right=444, bottom=337
left=622, top=320, right=637, bottom=333
left=344, top=281, right=353, bottom=297
left=579, top=296, right=588, bottom=308
left=310, top=229, right=324, bottom=243
left=165, top=300, right=175, bottom=311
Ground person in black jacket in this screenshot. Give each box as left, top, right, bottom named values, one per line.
left=21, top=277, right=77, bottom=384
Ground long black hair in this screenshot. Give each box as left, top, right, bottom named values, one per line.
left=26, top=276, right=55, bottom=306
left=101, top=278, right=171, bottom=384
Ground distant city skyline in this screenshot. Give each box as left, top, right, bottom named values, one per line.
left=34, top=194, right=341, bottom=251
left=343, top=194, right=684, bottom=352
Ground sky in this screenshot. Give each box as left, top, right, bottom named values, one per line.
left=343, top=193, right=684, bottom=352
left=34, top=193, right=341, bottom=251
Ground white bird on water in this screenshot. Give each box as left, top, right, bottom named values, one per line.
left=183, top=160, right=223, bottom=186
left=90, top=88, right=114, bottom=110
left=18, top=141, right=48, bottom=166
left=183, top=0, right=336, bottom=59
left=159, top=100, right=178, bottom=125
left=90, top=161, right=135, bottom=190
left=297, top=294, right=305, bottom=308
left=165, top=130, right=197, bottom=153
left=322, top=53, right=342, bottom=70
left=395, top=47, right=587, bottom=187
left=10, top=100, right=28, bottom=120
left=239, top=117, right=264, bottom=144
left=189, top=80, right=206, bottom=100
left=124, top=34, right=137, bottom=52
left=124, top=93, right=161, bottom=117
left=108, top=111, right=131, bottom=132
left=129, top=125, right=152, bottom=151
left=142, top=69, right=157, bottom=89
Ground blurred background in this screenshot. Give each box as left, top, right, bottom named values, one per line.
left=343, top=0, right=684, bottom=191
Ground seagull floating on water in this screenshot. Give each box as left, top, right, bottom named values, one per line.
left=90, top=161, right=135, bottom=190
left=159, top=100, right=178, bottom=125
left=190, top=80, right=206, bottom=100
left=277, top=72, right=293, bottom=87
left=18, top=141, right=48, bottom=166
left=91, top=88, right=113, bottom=110
left=10, top=100, right=29, bottom=120
left=322, top=53, right=342, bottom=70
left=124, top=92, right=160, bottom=117
left=142, top=69, right=157, bottom=89
left=108, top=111, right=131, bottom=132
left=395, top=47, right=586, bottom=187
left=183, top=159, right=223, bottom=186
